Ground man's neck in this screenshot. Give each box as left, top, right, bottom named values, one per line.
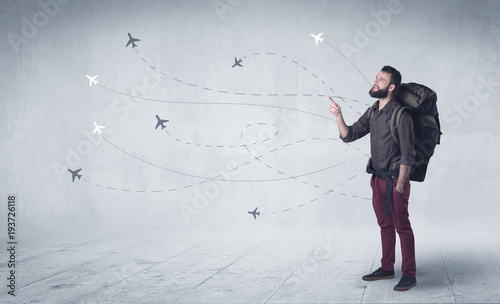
left=378, top=94, right=393, bottom=110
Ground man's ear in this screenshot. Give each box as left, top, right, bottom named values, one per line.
left=388, top=83, right=396, bottom=92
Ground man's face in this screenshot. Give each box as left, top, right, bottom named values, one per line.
left=369, top=70, right=393, bottom=99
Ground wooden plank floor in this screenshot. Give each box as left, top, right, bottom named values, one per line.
left=1, top=226, right=499, bottom=303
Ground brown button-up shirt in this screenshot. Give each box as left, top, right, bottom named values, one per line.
left=342, top=98, right=415, bottom=173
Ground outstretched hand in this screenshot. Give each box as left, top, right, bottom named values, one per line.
left=329, top=96, right=342, bottom=117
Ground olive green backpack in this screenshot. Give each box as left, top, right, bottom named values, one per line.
left=368, top=83, right=442, bottom=182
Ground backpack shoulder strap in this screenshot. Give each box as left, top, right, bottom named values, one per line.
left=390, top=105, right=409, bottom=145
left=367, top=102, right=378, bottom=122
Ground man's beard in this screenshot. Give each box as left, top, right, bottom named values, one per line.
left=369, top=85, right=389, bottom=98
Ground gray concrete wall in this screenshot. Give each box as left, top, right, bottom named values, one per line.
left=1, top=0, right=499, bottom=237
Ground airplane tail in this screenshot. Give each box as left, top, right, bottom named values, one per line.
left=257, top=212, right=260, bottom=216
left=77, top=174, right=82, bottom=180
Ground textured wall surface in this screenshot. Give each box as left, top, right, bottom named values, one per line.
left=1, top=0, right=499, bottom=238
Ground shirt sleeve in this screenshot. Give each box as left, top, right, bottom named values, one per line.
left=398, top=110, right=416, bottom=166
left=342, top=107, right=371, bottom=142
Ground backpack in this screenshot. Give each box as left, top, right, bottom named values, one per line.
left=368, top=82, right=442, bottom=182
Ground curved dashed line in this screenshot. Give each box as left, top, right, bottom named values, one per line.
left=133, top=48, right=369, bottom=107
left=79, top=43, right=375, bottom=215
left=98, top=84, right=337, bottom=123
left=87, top=131, right=364, bottom=206
left=85, top=127, right=369, bottom=216
left=160, top=122, right=280, bottom=150
left=98, top=135, right=347, bottom=184
left=161, top=118, right=368, bottom=204
left=251, top=140, right=370, bottom=216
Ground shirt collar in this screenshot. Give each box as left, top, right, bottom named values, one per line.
left=377, top=97, right=396, bottom=113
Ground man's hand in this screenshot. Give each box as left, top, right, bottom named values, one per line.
left=329, top=96, right=342, bottom=117
left=396, top=165, right=410, bottom=194
left=395, top=182, right=405, bottom=194
left=328, top=96, right=349, bottom=139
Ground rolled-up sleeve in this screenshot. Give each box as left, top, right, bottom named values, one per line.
left=342, top=107, right=371, bottom=143
left=398, top=111, right=416, bottom=166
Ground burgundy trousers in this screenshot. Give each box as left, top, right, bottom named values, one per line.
left=371, top=175, right=416, bottom=278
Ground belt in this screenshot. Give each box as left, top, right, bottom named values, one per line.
left=367, top=164, right=399, bottom=216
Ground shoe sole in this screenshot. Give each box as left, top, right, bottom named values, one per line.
left=394, top=282, right=417, bottom=291
left=362, top=275, right=395, bottom=281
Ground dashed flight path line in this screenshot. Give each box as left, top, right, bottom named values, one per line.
left=81, top=98, right=371, bottom=211
left=160, top=118, right=368, bottom=158
left=100, top=135, right=347, bottom=183
left=164, top=122, right=279, bottom=149
left=131, top=46, right=372, bottom=109
left=98, top=84, right=337, bottom=123
left=83, top=127, right=371, bottom=216
left=243, top=138, right=370, bottom=216
left=158, top=121, right=371, bottom=210
left=76, top=35, right=375, bottom=217
left=82, top=126, right=369, bottom=199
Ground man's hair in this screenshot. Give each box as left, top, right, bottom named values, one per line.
left=381, top=65, right=402, bottom=92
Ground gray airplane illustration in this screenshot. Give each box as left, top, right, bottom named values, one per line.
left=126, top=33, right=140, bottom=48
left=232, top=57, right=243, bottom=68
left=155, top=115, right=169, bottom=130
left=248, top=207, right=260, bottom=220
left=68, top=168, right=82, bottom=182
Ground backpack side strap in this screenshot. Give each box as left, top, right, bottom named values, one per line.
left=390, top=105, right=409, bottom=146
left=368, top=102, right=378, bottom=122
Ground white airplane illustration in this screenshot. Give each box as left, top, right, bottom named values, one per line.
left=232, top=57, right=243, bottom=68
left=93, top=122, right=105, bottom=134
left=67, top=168, right=82, bottom=182
left=311, top=32, right=324, bottom=45
left=248, top=207, right=260, bottom=220
left=126, top=33, right=140, bottom=48
left=155, top=115, right=169, bottom=130
left=86, top=75, right=98, bottom=87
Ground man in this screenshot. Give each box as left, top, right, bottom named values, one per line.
left=329, top=66, right=417, bottom=291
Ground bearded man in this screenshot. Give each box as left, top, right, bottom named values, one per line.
left=329, top=66, right=417, bottom=291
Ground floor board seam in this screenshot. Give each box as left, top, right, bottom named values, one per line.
left=264, top=245, right=319, bottom=304
left=439, top=246, right=458, bottom=303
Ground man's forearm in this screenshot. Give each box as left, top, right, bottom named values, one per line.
left=336, top=115, right=349, bottom=139
left=397, top=164, right=411, bottom=191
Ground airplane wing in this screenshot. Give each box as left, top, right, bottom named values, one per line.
left=126, top=33, right=140, bottom=47
left=126, top=33, right=132, bottom=47
left=155, top=115, right=164, bottom=129
left=68, top=168, right=81, bottom=182
left=252, top=207, right=259, bottom=219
